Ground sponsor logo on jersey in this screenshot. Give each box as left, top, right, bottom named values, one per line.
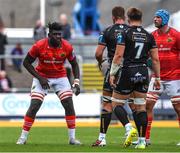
left=98, top=34, right=104, bottom=43
left=119, top=25, right=124, bottom=29
left=60, top=52, right=66, bottom=57
left=116, top=33, right=123, bottom=44
left=167, top=37, right=172, bottom=42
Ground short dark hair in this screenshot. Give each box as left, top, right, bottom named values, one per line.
left=127, top=7, right=142, bottom=21
left=112, top=6, right=125, bottom=20
left=47, top=22, right=62, bottom=33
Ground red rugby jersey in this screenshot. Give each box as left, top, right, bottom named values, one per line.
left=152, top=27, right=180, bottom=80
left=28, top=38, right=75, bottom=78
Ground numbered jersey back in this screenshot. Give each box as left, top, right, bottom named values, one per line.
left=118, top=26, right=157, bottom=67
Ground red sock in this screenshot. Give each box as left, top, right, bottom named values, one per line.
left=178, top=117, right=180, bottom=128
left=146, top=116, right=153, bottom=140
left=23, top=116, right=34, bottom=131
left=65, top=115, right=75, bottom=129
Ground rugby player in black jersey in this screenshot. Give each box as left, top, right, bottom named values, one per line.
left=109, top=7, right=160, bottom=149
left=92, top=6, right=137, bottom=147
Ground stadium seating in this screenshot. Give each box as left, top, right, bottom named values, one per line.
left=82, top=63, right=103, bottom=91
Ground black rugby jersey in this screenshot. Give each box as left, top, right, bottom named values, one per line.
left=117, top=26, right=157, bottom=67
left=98, top=24, right=128, bottom=62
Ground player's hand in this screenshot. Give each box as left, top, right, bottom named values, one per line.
left=38, top=77, right=50, bottom=90
left=72, top=79, right=80, bottom=96
left=98, top=62, right=102, bottom=71
left=98, top=59, right=107, bottom=71
left=153, top=78, right=161, bottom=90
left=109, top=75, right=116, bottom=88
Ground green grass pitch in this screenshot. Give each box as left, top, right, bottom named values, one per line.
left=0, top=127, right=179, bottom=152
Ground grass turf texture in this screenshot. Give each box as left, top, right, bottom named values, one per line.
left=0, top=127, right=179, bottom=152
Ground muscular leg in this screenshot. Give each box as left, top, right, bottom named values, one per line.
left=145, top=92, right=159, bottom=141
left=134, top=104, right=147, bottom=137
left=111, top=92, right=137, bottom=147
left=128, top=93, right=138, bottom=129
left=61, top=97, right=75, bottom=116
left=17, top=92, right=44, bottom=144
left=92, top=91, right=112, bottom=146
left=60, top=97, right=76, bottom=139
left=26, top=99, right=43, bottom=119
left=57, top=90, right=81, bottom=145
left=171, top=97, right=180, bottom=127
left=112, top=96, right=130, bottom=127
left=100, top=91, right=112, bottom=135
left=128, top=99, right=138, bottom=128
left=133, top=92, right=147, bottom=138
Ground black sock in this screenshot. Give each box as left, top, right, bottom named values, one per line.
left=136, top=111, right=148, bottom=137
left=114, top=105, right=129, bottom=126
left=100, top=109, right=112, bottom=134
left=132, top=110, right=138, bottom=129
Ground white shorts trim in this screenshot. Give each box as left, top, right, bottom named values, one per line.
left=31, top=77, right=71, bottom=96
left=148, top=77, right=180, bottom=97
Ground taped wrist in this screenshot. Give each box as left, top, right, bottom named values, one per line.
left=73, top=79, right=80, bottom=87
left=155, top=77, right=160, bottom=81
left=110, top=63, right=122, bottom=76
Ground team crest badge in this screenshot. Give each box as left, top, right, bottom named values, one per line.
left=60, top=52, right=66, bottom=57
left=137, top=28, right=141, bottom=32
left=167, top=37, right=172, bottom=42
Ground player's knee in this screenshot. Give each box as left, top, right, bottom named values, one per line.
left=31, top=92, right=45, bottom=101
left=61, top=97, right=75, bottom=116
left=101, top=108, right=112, bottom=114
left=102, top=95, right=111, bottom=103
left=102, top=102, right=112, bottom=112
left=146, top=92, right=159, bottom=111
left=26, top=99, right=43, bottom=118
left=171, top=97, right=180, bottom=116
left=171, top=96, right=180, bottom=105
left=58, top=90, right=73, bottom=101
left=146, top=92, right=159, bottom=103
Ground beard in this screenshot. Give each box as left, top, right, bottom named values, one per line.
left=154, top=22, right=163, bottom=28
left=49, top=37, right=60, bottom=47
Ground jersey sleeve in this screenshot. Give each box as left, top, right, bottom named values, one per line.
left=116, top=31, right=125, bottom=45
left=175, top=32, right=180, bottom=50
left=28, top=43, right=39, bottom=58
left=67, top=44, right=76, bottom=62
left=98, top=31, right=106, bottom=46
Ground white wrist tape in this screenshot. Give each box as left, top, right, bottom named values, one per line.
left=73, top=79, right=80, bottom=85
left=155, top=77, right=160, bottom=81
left=110, top=63, right=121, bottom=76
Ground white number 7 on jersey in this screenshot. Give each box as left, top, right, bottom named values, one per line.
left=135, top=42, right=144, bottom=59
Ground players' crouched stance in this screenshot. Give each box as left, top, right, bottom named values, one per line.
left=16, top=22, right=81, bottom=145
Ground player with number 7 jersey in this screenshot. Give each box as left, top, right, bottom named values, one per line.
left=116, top=26, right=157, bottom=68
left=109, top=7, right=160, bottom=149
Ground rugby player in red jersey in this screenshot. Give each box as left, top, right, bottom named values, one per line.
left=145, top=9, right=180, bottom=145
left=16, top=22, right=81, bottom=145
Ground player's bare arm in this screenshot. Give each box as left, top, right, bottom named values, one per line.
left=69, top=58, right=80, bottom=95
left=150, top=47, right=161, bottom=90
left=23, top=53, right=50, bottom=89
left=95, top=45, right=106, bottom=69
left=109, top=44, right=125, bottom=87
